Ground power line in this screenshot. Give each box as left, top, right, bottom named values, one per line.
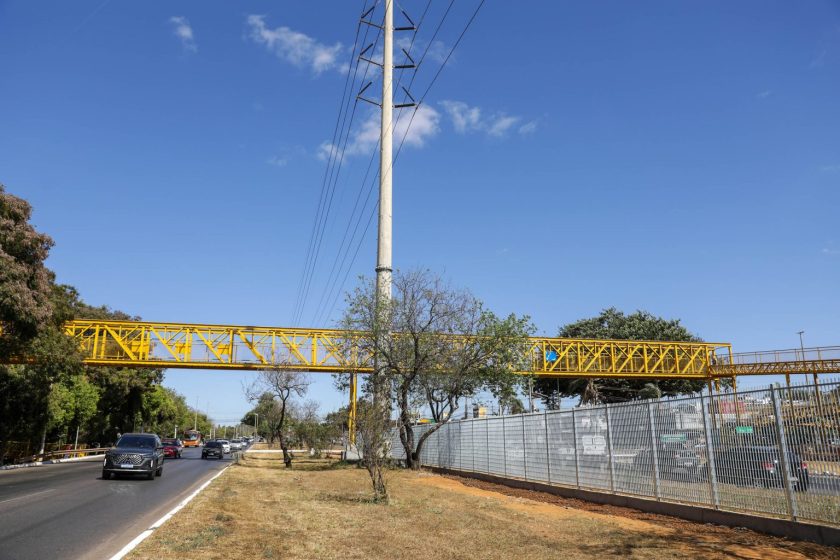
left=291, top=0, right=376, bottom=325
left=295, top=20, right=384, bottom=325
left=310, top=0, right=435, bottom=326
left=317, top=0, right=487, bottom=325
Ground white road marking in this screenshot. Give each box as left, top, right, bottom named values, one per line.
left=108, top=465, right=230, bottom=560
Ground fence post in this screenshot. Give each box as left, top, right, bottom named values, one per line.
left=647, top=401, right=661, bottom=500
left=522, top=415, right=529, bottom=481
left=572, top=409, right=581, bottom=489
left=544, top=411, right=552, bottom=484
left=770, top=384, right=798, bottom=521
left=605, top=404, right=616, bottom=494
left=700, top=393, right=720, bottom=509
left=502, top=415, right=507, bottom=478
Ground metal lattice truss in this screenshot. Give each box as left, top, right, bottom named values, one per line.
left=711, top=346, right=840, bottom=377
left=61, top=319, right=734, bottom=379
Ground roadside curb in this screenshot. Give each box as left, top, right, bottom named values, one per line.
left=0, top=454, right=103, bottom=471
left=109, top=464, right=231, bottom=560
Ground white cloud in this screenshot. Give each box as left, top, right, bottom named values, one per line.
left=440, top=100, right=533, bottom=138
left=518, top=120, right=538, bottom=135
left=266, top=155, right=288, bottom=167
left=246, top=15, right=343, bottom=75
left=396, top=36, right=450, bottom=65
left=822, top=248, right=840, bottom=256
left=440, top=100, right=482, bottom=133
left=756, top=90, right=772, bottom=99
left=486, top=115, right=520, bottom=137
left=266, top=146, right=305, bottom=167
left=318, top=105, right=440, bottom=161
left=820, top=164, right=840, bottom=172
left=169, top=16, right=197, bottom=53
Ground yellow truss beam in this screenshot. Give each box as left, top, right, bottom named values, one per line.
left=56, top=319, right=734, bottom=379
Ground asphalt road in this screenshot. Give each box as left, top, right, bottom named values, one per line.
left=0, top=447, right=231, bottom=560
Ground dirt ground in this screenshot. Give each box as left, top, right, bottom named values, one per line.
left=127, top=457, right=839, bottom=560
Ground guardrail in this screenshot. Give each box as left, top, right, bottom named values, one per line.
left=20, top=447, right=109, bottom=464
left=721, top=346, right=840, bottom=365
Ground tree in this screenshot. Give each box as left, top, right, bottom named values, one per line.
left=0, top=187, right=172, bottom=460
left=0, top=184, right=55, bottom=357
left=535, top=308, right=705, bottom=406
left=245, top=368, right=311, bottom=468
left=340, top=270, right=534, bottom=477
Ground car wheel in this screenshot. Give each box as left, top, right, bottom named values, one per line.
left=147, top=469, right=155, bottom=480
left=156, top=463, right=163, bottom=476
left=751, top=476, right=766, bottom=488
left=102, top=470, right=110, bottom=480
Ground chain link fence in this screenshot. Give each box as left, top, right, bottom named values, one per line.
left=391, top=380, right=840, bottom=527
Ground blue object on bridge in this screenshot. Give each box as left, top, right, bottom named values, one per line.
left=546, top=350, right=558, bottom=362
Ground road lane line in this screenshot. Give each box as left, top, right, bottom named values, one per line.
left=0, top=489, right=55, bottom=505
left=108, top=464, right=231, bottom=560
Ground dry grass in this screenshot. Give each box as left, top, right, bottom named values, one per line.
left=127, top=456, right=837, bottom=560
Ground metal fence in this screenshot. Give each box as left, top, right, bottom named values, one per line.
left=391, top=380, right=840, bottom=527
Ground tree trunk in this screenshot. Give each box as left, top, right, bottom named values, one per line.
left=369, top=461, right=388, bottom=503
left=279, top=434, right=292, bottom=468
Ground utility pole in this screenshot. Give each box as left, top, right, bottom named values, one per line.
left=352, top=0, right=416, bottom=452
left=376, top=0, right=393, bottom=305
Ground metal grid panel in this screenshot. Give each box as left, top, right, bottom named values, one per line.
left=460, top=420, right=475, bottom=472
left=546, top=410, right=577, bottom=486
left=473, top=420, right=489, bottom=473
left=487, top=417, right=506, bottom=476
left=422, top=425, right=438, bottom=465
left=524, top=414, right=549, bottom=482
left=781, top=380, right=840, bottom=525
left=706, top=387, right=791, bottom=517
left=392, top=379, right=840, bottom=529
left=575, top=407, right=610, bottom=491
left=648, top=396, right=712, bottom=505
left=440, top=423, right=452, bottom=469
left=608, top=401, right=656, bottom=497
left=451, top=421, right=462, bottom=471
left=390, top=429, right=406, bottom=460
left=503, top=415, right=526, bottom=479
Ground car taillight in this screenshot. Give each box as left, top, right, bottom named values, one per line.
left=762, top=461, right=774, bottom=471
left=801, top=462, right=808, bottom=470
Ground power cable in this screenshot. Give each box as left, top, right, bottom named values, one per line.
left=310, top=0, right=435, bottom=326
left=291, top=0, right=376, bottom=325
left=317, top=0, right=486, bottom=325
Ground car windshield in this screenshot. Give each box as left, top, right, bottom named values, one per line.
left=162, top=439, right=176, bottom=445
left=116, top=435, right=156, bottom=449
left=206, top=442, right=221, bottom=448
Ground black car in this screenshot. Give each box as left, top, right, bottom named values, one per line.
left=713, top=445, right=809, bottom=491
left=633, top=444, right=705, bottom=482
left=202, top=440, right=224, bottom=460
left=102, top=433, right=165, bottom=480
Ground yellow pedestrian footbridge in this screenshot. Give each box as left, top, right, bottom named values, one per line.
left=39, top=319, right=839, bottom=380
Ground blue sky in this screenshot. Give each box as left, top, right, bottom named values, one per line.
left=1, top=1, right=839, bottom=423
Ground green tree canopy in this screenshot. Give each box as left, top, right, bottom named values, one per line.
left=0, top=184, right=56, bottom=356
